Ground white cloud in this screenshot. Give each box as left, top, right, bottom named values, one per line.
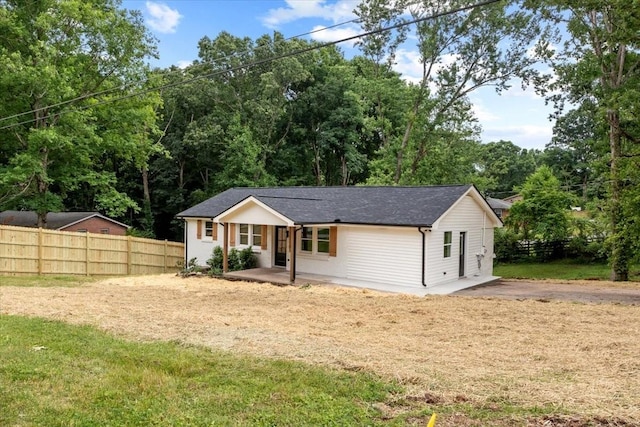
left=470, top=99, right=500, bottom=122
left=391, top=49, right=459, bottom=87
left=309, top=25, right=361, bottom=46
left=481, top=124, right=553, bottom=150
left=391, top=49, right=423, bottom=84
left=145, top=1, right=182, bottom=34
left=176, top=60, right=192, bottom=69
left=261, top=0, right=359, bottom=28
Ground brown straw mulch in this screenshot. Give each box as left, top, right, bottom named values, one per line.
left=2, top=274, right=638, bottom=424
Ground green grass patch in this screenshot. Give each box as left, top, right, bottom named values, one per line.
left=0, top=315, right=598, bottom=425
left=494, top=260, right=640, bottom=281
left=0, top=315, right=402, bottom=426
left=0, top=275, right=98, bottom=287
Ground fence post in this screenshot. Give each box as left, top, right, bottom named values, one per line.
left=86, top=232, right=90, bottom=276
left=127, top=235, right=132, bottom=275
left=164, top=239, right=168, bottom=273
left=38, top=228, right=44, bottom=275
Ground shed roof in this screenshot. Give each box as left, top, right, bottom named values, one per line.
left=0, top=211, right=130, bottom=230
left=177, top=185, right=492, bottom=227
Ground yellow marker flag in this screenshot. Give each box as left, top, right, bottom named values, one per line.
left=427, top=413, right=437, bottom=427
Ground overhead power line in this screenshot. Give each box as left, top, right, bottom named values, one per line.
left=0, top=15, right=363, bottom=125
left=0, top=0, right=501, bottom=131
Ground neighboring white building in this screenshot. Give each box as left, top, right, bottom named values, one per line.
left=176, top=185, right=502, bottom=290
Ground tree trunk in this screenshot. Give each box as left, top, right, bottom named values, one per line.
left=394, top=101, right=419, bottom=184
left=607, top=110, right=628, bottom=281
left=341, top=155, right=348, bottom=186
left=142, top=165, right=150, bottom=205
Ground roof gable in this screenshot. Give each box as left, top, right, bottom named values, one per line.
left=0, top=211, right=129, bottom=230
left=214, top=196, right=294, bottom=226
left=431, top=187, right=503, bottom=229
left=177, top=185, right=476, bottom=227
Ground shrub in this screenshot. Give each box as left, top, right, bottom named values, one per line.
left=179, top=258, right=204, bottom=276
left=238, top=247, right=258, bottom=269
left=207, top=246, right=224, bottom=276
left=207, top=246, right=257, bottom=274
left=494, top=228, right=523, bottom=262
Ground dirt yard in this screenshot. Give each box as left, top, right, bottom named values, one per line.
left=1, top=275, right=639, bottom=425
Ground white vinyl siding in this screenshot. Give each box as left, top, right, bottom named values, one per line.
left=346, top=227, right=422, bottom=287
left=427, top=195, right=493, bottom=286
left=185, top=219, right=222, bottom=267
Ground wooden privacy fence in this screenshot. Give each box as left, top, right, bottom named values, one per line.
left=0, top=225, right=184, bottom=276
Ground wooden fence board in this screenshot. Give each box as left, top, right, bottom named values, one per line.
left=0, top=225, right=184, bottom=277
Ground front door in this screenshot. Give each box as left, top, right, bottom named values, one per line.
left=274, top=226, right=287, bottom=267
left=459, top=232, right=466, bottom=277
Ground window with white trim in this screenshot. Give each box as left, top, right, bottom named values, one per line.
left=239, top=224, right=263, bottom=247
left=205, top=221, right=214, bottom=237
left=239, top=224, right=249, bottom=245
left=317, top=228, right=330, bottom=253
left=301, top=227, right=313, bottom=252
left=444, top=231, right=452, bottom=258
left=299, top=227, right=334, bottom=255
left=252, top=225, right=262, bottom=247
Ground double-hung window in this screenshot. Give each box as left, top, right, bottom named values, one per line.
left=239, top=224, right=250, bottom=245
left=252, top=225, right=262, bottom=247
left=300, top=227, right=334, bottom=256
left=205, top=221, right=214, bottom=237
left=317, top=228, right=330, bottom=253
left=443, top=231, right=452, bottom=258
left=239, top=224, right=263, bottom=247
left=301, top=227, right=313, bottom=252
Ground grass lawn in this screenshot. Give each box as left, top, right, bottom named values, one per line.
left=494, top=260, right=640, bottom=281
left=0, top=275, right=98, bottom=287
left=0, top=315, right=402, bottom=426
left=3, top=275, right=638, bottom=425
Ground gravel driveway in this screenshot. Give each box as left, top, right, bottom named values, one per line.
left=454, top=279, right=640, bottom=304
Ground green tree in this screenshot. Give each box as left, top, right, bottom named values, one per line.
left=356, top=0, right=546, bottom=185
left=525, top=0, right=640, bottom=280
left=478, top=140, right=540, bottom=196
left=541, top=102, right=607, bottom=205
left=506, top=166, right=576, bottom=242
left=0, top=0, right=159, bottom=226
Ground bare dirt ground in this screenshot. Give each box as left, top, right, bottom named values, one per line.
left=1, top=275, right=639, bottom=426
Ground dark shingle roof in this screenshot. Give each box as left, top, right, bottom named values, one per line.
left=486, top=197, right=512, bottom=210
left=0, top=211, right=129, bottom=229
left=176, top=185, right=475, bottom=227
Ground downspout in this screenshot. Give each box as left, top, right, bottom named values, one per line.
left=183, top=219, right=188, bottom=269
left=482, top=211, right=486, bottom=247
left=418, top=227, right=429, bottom=287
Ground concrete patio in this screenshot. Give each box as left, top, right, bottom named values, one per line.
left=224, top=267, right=500, bottom=296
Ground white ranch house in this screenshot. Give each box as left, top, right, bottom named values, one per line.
left=176, top=185, right=502, bottom=291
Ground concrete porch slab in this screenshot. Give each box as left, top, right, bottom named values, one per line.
left=224, top=268, right=499, bottom=296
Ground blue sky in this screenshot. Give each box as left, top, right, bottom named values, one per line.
left=121, top=0, right=555, bottom=151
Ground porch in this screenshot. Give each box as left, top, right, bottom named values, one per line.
left=224, top=268, right=500, bottom=296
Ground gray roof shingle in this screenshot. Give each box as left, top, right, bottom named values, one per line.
left=176, top=185, right=475, bottom=227
left=0, top=211, right=128, bottom=229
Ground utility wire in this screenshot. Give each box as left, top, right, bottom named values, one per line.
left=0, top=0, right=501, bottom=131
left=0, top=15, right=363, bottom=125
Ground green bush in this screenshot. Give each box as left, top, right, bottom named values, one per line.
left=494, top=228, right=524, bottom=262
left=207, top=246, right=224, bottom=276
left=207, top=246, right=257, bottom=275
left=238, top=247, right=258, bottom=269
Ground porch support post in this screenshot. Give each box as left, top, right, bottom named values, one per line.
left=223, top=222, right=229, bottom=273
left=289, top=226, right=296, bottom=283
